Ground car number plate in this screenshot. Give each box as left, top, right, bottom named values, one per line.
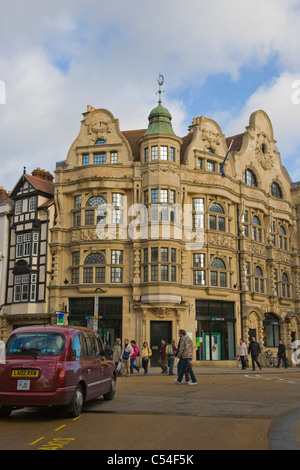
left=11, top=369, right=39, bottom=378
left=17, top=380, right=30, bottom=390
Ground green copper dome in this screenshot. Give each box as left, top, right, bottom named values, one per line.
left=144, top=100, right=175, bottom=136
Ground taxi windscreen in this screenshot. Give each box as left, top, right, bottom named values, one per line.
left=6, top=332, right=66, bottom=357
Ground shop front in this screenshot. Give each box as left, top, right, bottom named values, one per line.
left=196, top=300, right=236, bottom=362
left=68, top=297, right=122, bottom=346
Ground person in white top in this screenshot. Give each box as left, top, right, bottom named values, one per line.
left=237, top=338, right=248, bottom=370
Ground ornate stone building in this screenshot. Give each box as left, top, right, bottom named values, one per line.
left=48, top=96, right=300, bottom=366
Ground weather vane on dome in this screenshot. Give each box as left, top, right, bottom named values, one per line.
left=157, top=73, right=165, bottom=103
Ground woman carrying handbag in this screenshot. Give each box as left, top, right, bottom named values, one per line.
left=141, top=341, right=152, bottom=375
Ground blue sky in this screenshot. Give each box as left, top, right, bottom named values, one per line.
left=0, top=0, right=300, bottom=190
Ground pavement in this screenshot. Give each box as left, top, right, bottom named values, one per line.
left=128, top=364, right=300, bottom=450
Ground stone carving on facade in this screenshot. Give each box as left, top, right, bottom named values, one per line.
left=201, top=128, right=221, bottom=153
left=133, top=247, right=141, bottom=284
left=275, top=250, right=292, bottom=266
left=81, top=228, right=99, bottom=241
left=141, top=164, right=180, bottom=176
left=151, top=307, right=173, bottom=318
left=255, top=132, right=274, bottom=170
left=246, top=241, right=267, bottom=257
left=209, top=233, right=235, bottom=249
left=85, top=119, right=112, bottom=145
left=71, top=231, right=80, bottom=242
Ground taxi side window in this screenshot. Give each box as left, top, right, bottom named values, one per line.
left=72, top=333, right=83, bottom=360
left=95, top=336, right=104, bottom=357
left=85, top=334, right=96, bottom=358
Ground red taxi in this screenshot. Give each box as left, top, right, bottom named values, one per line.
left=0, top=325, right=116, bottom=417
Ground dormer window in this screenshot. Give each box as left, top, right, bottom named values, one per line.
left=207, top=161, right=215, bottom=172
left=271, top=182, right=282, bottom=199
left=244, top=169, right=257, bottom=187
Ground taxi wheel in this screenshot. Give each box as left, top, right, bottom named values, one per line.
left=66, top=384, right=84, bottom=417
left=0, top=406, right=13, bottom=418
left=103, top=375, right=116, bottom=401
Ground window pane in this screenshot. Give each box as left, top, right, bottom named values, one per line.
left=83, top=268, right=93, bottom=283
left=111, top=267, right=123, bottom=283
left=161, top=265, right=168, bottom=281
left=151, top=247, right=158, bottom=262
left=111, top=250, right=123, bottom=264
left=151, top=265, right=158, bottom=281
left=85, top=210, right=94, bottom=225
left=95, top=267, right=105, bottom=283
left=161, top=146, right=168, bottom=160
left=151, top=146, right=158, bottom=160
left=161, top=247, right=168, bottom=262
left=94, top=153, right=106, bottom=164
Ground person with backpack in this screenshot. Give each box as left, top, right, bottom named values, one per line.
left=141, top=341, right=152, bottom=375
left=130, top=340, right=140, bottom=374
left=166, top=339, right=177, bottom=375
left=120, top=339, right=134, bottom=376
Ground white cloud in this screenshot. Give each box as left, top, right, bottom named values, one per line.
left=211, top=72, right=300, bottom=177
left=1, top=0, right=300, bottom=189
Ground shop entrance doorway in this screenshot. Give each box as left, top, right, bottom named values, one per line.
left=150, top=321, right=172, bottom=366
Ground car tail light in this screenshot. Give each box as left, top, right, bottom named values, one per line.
left=58, top=368, right=66, bottom=385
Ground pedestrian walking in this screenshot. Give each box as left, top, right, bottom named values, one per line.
left=130, top=340, right=140, bottom=374
left=159, top=340, right=168, bottom=374
left=174, top=330, right=197, bottom=385
left=141, top=341, right=152, bottom=374
left=248, top=336, right=262, bottom=371
left=277, top=339, right=288, bottom=369
left=166, top=339, right=177, bottom=375
left=237, top=338, right=248, bottom=370
left=112, top=338, right=122, bottom=370
left=175, top=336, right=190, bottom=383
left=120, top=339, right=133, bottom=376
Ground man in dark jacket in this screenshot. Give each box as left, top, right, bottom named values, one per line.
left=277, top=339, right=288, bottom=369
left=248, top=337, right=262, bottom=371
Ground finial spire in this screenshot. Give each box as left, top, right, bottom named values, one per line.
left=157, top=74, right=165, bottom=104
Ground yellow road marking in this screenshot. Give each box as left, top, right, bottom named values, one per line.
left=72, top=415, right=82, bottom=421
left=54, top=425, right=66, bottom=431
left=30, top=437, right=45, bottom=446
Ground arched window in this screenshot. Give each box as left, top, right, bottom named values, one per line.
left=210, top=258, right=227, bottom=287
left=95, top=139, right=106, bottom=145
left=281, top=273, right=290, bottom=298
left=279, top=225, right=288, bottom=250
left=84, top=253, right=105, bottom=265
left=83, top=252, right=106, bottom=284
left=209, top=203, right=226, bottom=231
left=244, top=169, right=257, bottom=187
left=86, top=196, right=106, bottom=207
left=254, top=266, right=264, bottom=293
left=271, top=182, right=282, bottom=199
left=252, top=215, right=262, bottom=242
left=84, top=196, right=107, bottom=225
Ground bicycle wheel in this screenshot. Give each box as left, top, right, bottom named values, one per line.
left=264, top=356, right=271, bottom=367
left=272, top=357, right=278, bottom=367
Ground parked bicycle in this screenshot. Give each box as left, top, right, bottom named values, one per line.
left=263, top=349, right=278, bottom=367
